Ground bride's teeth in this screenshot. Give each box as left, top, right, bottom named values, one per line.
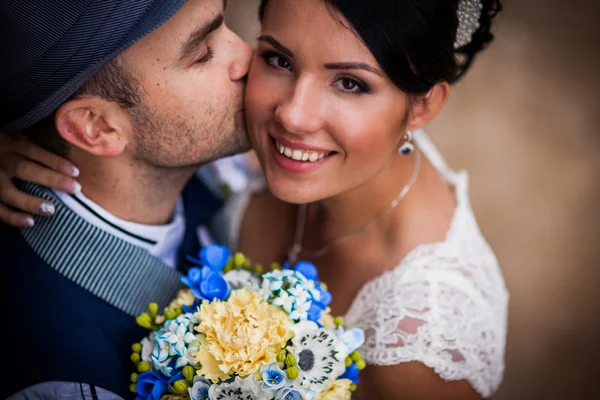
left=275, top=140, right=328, bottom=162
left=292, top=150, right=303, bottom=161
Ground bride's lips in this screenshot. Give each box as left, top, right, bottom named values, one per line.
left=268, top=135, right=335, bottom=174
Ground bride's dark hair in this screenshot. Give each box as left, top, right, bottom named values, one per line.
left=259, top=0, right=502, bottom=96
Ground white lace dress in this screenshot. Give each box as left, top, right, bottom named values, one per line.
left=208, top=130, right=509, bottom=398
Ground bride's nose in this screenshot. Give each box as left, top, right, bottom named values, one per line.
left=274, top=79, right=323, bottom=135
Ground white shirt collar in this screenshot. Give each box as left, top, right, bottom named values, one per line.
left=52, top=189, right=185, bottom=269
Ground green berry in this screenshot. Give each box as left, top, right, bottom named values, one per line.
left=130, top=373, right=138, bottom=383
left=183, top=366, right=195, bottom=382
left=138, top=361, right=151, bottom=373
left=173, top=380, right=189, bottom=394
left=136, top=313, right=153, bottom=329
left=271, top=262, right=282, bottom=271
left=131, top=343, right=142, bottom=353
left=334, top=317, right=344, bottom=326
left=130, top=384, right=137, bottom=393
left=350, top=384, right=357, bottom=392
left=356, top=359, right=366, bottom=370
left=130, top=353, right=140, bottom=363
left=277, top=350, right=287, bottom=363
left=345, top=357, right=353, bottom=367
left=234, top=253, right=246, bottom=268
left=351, top=351, right=361, bottom=362
left=286, top=366, right=299, bottom=380
left=285, top=354, right=297, bottom=367
left=148, top=303, right=158, bottom=318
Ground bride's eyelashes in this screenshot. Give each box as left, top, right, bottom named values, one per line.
left=261, top=51, right=293, bottom=71
left=259, top=50, right=371, bottom=95
left=332, top=76, right=371, bottom=94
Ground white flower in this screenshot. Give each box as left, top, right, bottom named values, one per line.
left=288, top=321, right=348, bottom=393
left=140, top=332, right=155, bottom=364
left=163, top=314, right=198, bottom=357
left=223, top=269, right=260, bottom=291
left=273, top=290, right=296, bottom=313
left=208, top=375, right=267, bottom=400
left=288, top=286, right=311, bottom=306
left=176, top=344, right=200, bottom=369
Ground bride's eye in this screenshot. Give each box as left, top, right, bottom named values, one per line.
left=263, top=52, right=293, bottom=71
left=333, top=77, right=369, bottom=94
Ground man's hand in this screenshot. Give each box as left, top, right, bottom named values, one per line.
left=0, top=135, right=80, bottom=227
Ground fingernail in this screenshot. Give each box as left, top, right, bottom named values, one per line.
left=20, top=216, right=35, bottom=227
left=58, top=163, right=80, bottom=178
left=39, top=203, right=55, bottom=215
left=60, top=179, right=81, bottom=193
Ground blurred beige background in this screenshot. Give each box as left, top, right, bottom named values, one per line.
left=226, top=0, right=600, bottom=398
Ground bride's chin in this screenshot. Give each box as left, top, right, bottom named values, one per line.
left=265, top=178, right=317, bottom=205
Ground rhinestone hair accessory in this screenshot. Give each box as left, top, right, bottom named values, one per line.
left=455, top=0, right=484, bottom=49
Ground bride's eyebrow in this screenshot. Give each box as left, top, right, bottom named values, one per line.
left=324, top=62, right=382, bottom=77
left=257, top=35, right=294, bottom=58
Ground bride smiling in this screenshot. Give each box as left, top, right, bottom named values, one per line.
left=216, top=0, right=508, bottom=398
left=0, top=0, right=508, bottom=398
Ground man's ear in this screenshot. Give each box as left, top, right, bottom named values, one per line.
left=54, top=96, right=132, bottom=157
left=406, top=82, right=450, bottom=131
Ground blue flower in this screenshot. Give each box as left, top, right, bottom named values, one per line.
left=188, top=376, right=211, bottom=400
left=293, top=261, right=318, bottom=281
left=340, top=362, right=361, bottom=384
left=135, top=371, right=183, bottom=400
left=275, top=387, right=305, bottom=400
left=336, top=326, right=365, bottom=354
left=181, top=266, right=231, bottom=302
left=261, top=362, right=287, bottom=391
left=186, top=244, right=231, bottom=271
left=306, top=283, right=331, bottom=324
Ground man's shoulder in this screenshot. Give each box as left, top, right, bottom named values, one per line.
left=183, top=173, right=226, bottom=222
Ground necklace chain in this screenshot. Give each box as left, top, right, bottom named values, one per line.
left=287, top=150, right=422, bottom=265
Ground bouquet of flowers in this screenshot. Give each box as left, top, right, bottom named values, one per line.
left=129, top=245, right=366, bottom=400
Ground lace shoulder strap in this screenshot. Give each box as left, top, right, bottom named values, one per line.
left=344, top=243, right=507, bottom=398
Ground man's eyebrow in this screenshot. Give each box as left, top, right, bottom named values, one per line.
left=257, top=35, right=294, bottom=58
left=179, top=14, right=224, bottom=62
left=324, top=62, right=382, bottom=77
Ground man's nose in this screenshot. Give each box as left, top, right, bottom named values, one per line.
left=228, top=31, right=253, bottom=82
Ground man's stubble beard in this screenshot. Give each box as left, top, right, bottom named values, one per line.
left=129, top=99, right=250, bottom=172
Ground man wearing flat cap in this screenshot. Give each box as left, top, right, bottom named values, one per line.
left=0, top=0, right=253, bottom=398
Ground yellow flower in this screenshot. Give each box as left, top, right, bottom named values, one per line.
left=318, top=379, right=353, bottom=400
left=193, top=289, right=292, bottom=382
left=319, top=308, right=335, bottom=330
left=169, top=288, right=196, bottom=309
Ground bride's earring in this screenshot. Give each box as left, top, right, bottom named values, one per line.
left=399, top=131, right=415, bottom=155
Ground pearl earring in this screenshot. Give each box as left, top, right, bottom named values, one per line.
left=399, top=131, right=415, bottom=155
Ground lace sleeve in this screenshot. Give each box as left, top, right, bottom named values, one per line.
left=344, top=246, right=507, bottom=398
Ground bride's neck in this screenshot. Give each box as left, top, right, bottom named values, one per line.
left=306, top=152, right=418, bottom=245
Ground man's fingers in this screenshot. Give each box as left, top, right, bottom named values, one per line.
left=14, top=139, right=79, bottom=177
left=1, top=153, right=81, bottom=193
left=0, top=203, right=35, bottom=228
